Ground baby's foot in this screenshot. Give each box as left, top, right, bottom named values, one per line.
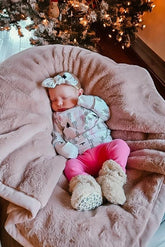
left=69, top=174, right=103, bottom=211
left=77, top=192, right=102, bottom=211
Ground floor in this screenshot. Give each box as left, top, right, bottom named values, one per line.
left=0, top=18, right=33, bottom=63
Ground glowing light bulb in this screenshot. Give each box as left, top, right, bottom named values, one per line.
left=117, top=36, right=122, bottom=42
left=42, top=19, right=48, bottom=25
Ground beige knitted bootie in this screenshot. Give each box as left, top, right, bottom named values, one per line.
left=69, top=174, right=103, bottom=211
left=97, top=160, right=127, bottom=205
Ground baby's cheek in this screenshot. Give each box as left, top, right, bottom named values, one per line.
left=71, top=97, right=78, bottom=106
left=51, top=102, right=57, bottom=111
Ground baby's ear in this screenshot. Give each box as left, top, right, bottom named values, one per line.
left=78, top=88, right=84, bottom=96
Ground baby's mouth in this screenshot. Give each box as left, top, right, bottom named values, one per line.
left=57, top=108, right=67, bottom=112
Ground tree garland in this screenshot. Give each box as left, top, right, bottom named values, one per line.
left=0, top=0, right=155, bottom=51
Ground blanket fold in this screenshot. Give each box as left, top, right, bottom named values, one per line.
left=0, top=44, right=165, bottom=247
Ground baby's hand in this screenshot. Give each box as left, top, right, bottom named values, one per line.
left=55, top=142, right=78, bottom=159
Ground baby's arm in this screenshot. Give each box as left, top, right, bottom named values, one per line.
left=52, top=122, right=78, bottom=159
left=78, top=95, right=110, bottom=121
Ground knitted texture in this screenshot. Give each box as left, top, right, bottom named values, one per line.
left=97, top=160, right=127, bottom=205
left=69, top=174, right=103, bottom=211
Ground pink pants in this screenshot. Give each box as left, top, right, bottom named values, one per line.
left=64, top=139, right=130, bottom=181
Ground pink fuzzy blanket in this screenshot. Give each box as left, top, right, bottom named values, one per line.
left=0, top=45, right=165, bottom=247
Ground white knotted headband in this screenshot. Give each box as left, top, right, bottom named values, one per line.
left=42, top=72, right=79, bottom=89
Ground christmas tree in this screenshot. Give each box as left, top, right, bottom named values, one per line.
left=0, top=0, right=155, bottom=51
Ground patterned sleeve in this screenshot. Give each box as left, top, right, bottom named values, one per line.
left=78, top=95, right=110, bottom=121
left=52, top=120, right=65, bottom=147
left=52, top=116, right=78, bottom=159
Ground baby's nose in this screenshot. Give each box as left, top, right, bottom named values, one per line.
left=57, top=98, right=63, bottom=106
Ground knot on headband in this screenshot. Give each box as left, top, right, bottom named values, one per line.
left=42, top=72, right=79, bottom=89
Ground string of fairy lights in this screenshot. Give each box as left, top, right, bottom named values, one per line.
left=0, top=0, right=155, bottom=51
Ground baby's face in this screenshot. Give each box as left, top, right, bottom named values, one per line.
left=48, top=84, right=83, bottom=112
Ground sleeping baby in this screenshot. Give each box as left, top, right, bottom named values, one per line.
left=42, top=71, right=130, bottom=211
